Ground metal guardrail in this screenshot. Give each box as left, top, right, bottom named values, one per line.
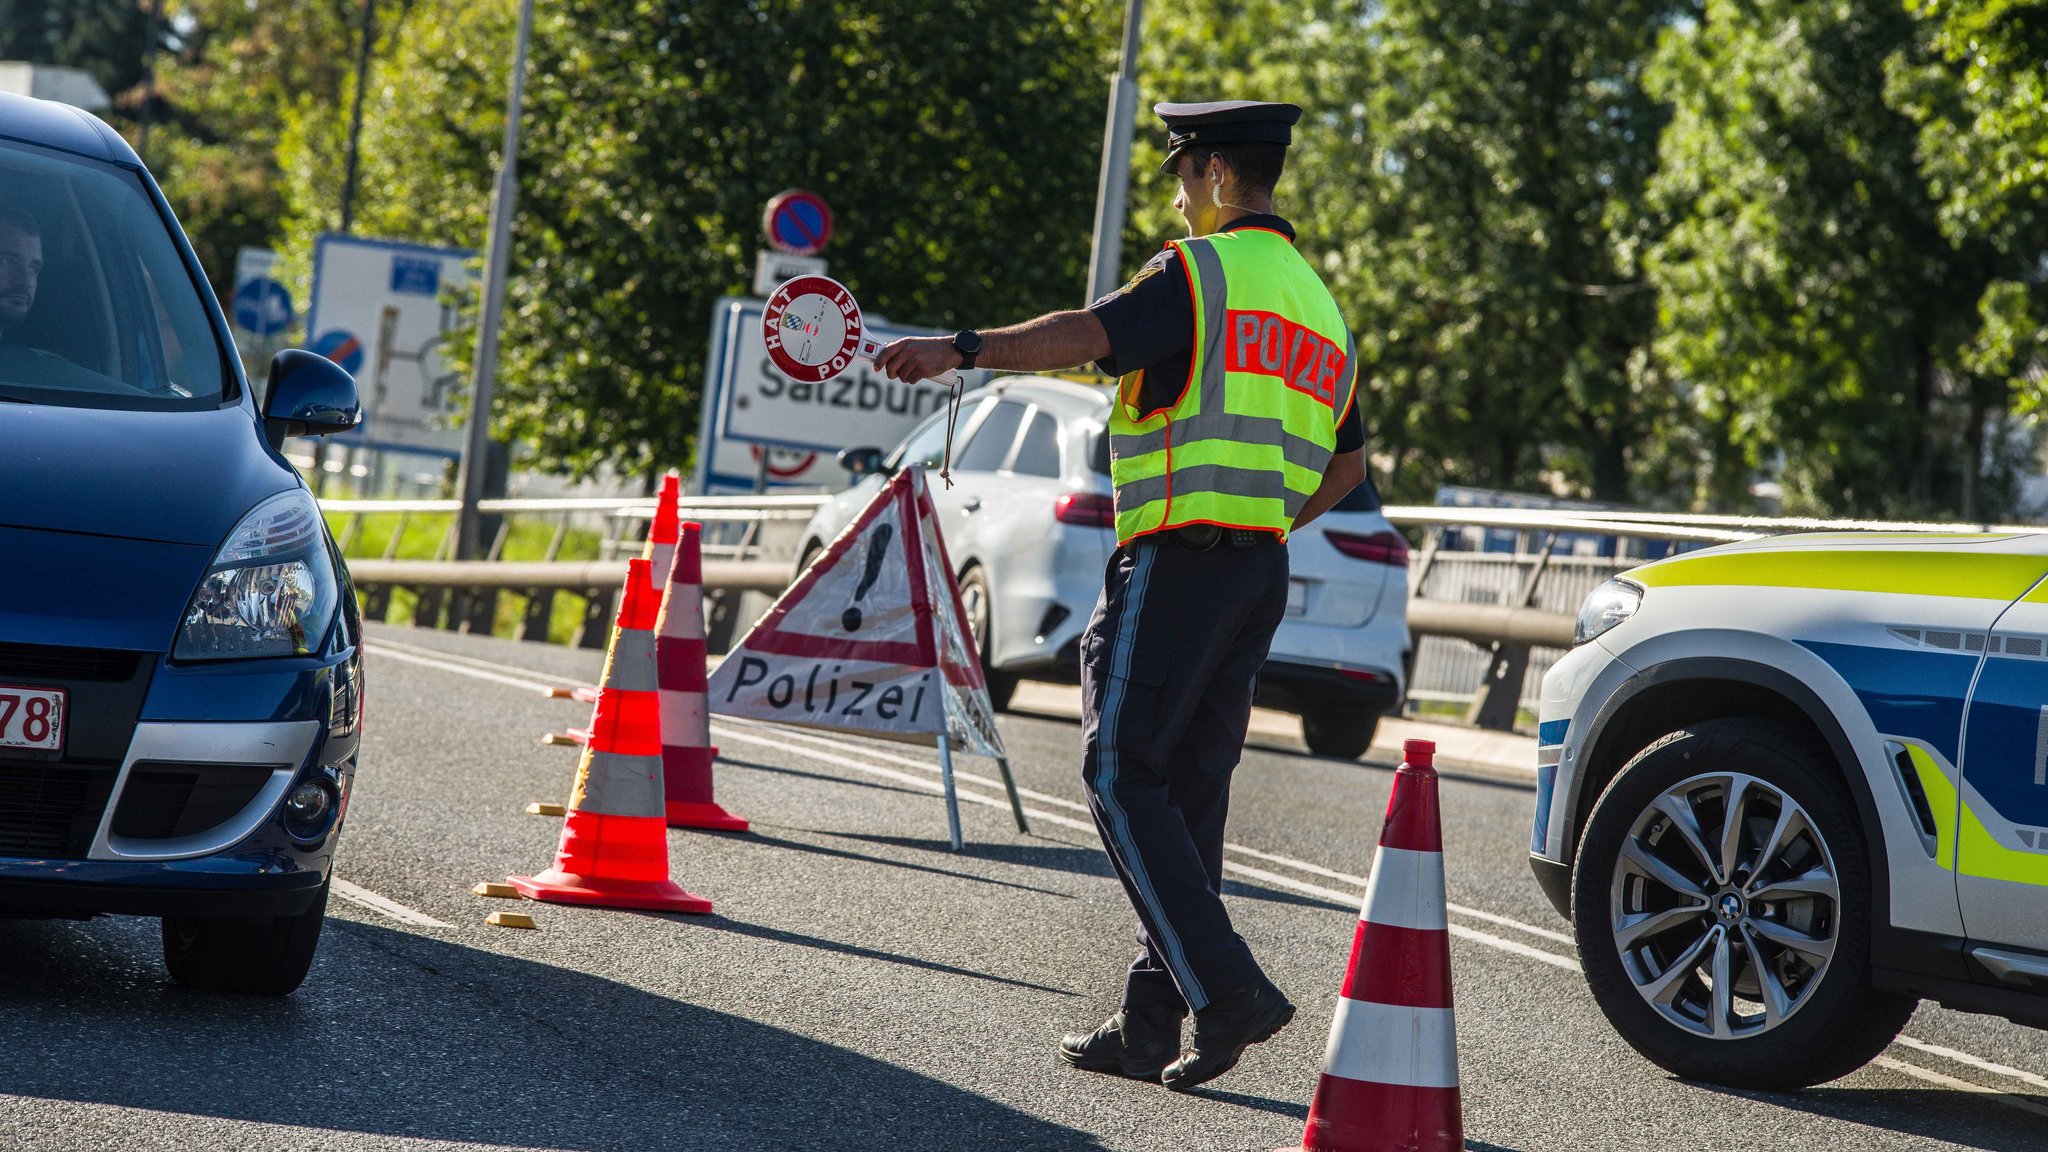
left=331, top=494, right=2046, bottom=731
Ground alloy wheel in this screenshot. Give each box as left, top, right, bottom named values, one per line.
left=1609, top=772, right=1840, bottom=1039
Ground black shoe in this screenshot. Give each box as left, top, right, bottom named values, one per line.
left=1058, top=1006, right=1185, bottom=1081
left=1160, top=979, right=1295, bottom=1092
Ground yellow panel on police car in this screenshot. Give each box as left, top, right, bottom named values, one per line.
left=1632, top=549, right=2048, bottom=601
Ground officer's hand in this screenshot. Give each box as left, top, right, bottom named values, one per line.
left=875, top=336, right=963, bottom=383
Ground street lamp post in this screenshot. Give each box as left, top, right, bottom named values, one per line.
left=454, top=0, right=535, bottom=561
left=339, top=0, right=377, bottom=235
left=1084, top=0, right=1144, bottom=305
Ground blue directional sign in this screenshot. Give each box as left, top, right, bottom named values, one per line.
left=390, top=255, right=441, bottom=296
left=231, top=276, right=294, bottom=337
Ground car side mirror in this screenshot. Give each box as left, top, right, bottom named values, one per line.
left=838, top=446, right=890, bottom=479
left=262, top=349, right=362, bottom=450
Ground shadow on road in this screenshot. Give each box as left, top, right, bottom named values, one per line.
left=720, top=755, right=934, bottom=798
left=754, top=830, right=1076, bottom=899
left=0, top=916, right=1103, bottom=1150
left=818, top=829, right=1352, bottom=913
left=686, top=913, right=1077, bottom=998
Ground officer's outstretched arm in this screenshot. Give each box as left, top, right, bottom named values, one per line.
left=1291, top=448, right=1366, bottom=531
left=874, top=311, right=1111, bottom=383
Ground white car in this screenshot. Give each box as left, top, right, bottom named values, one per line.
left=1536, top=531, right=2048, bottom=1088
left=797, top=375, right=1411, bottom=757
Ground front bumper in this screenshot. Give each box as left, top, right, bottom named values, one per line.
left=0, top=643, right=361, bottom=920
left=1527, top=637, right=1625, bottom=918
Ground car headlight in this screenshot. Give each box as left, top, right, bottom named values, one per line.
left=175, top=490, right=339, bottom=661
left=1574, top=578, right=1644, bottom=647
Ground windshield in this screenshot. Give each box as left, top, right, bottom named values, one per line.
left=0, top=138, right=230, bottom=410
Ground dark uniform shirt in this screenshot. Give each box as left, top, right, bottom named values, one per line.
left=1087, top=214, right=1365, bottom=454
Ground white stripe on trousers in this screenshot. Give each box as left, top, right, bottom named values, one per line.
left=1090, top=545, right=1207, bottom=1008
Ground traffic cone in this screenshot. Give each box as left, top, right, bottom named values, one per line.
left=657, top=521, right=749, bottom=832
left=536, top=473, right=680, bottom=709
left=645, top=470, right=681, bottom=597
left=1290, top=739, right=1461, bottom=1152
left=510, top=558, right=713, bottom=914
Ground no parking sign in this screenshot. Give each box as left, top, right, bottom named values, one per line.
left=762, top=189, right=833, bottom=257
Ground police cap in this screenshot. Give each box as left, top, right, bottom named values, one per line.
left=1155, top=100, right=1303, bottom=172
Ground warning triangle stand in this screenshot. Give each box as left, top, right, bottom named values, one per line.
left=707, top=468, right=1028, bottom=850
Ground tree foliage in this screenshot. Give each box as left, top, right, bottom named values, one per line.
left=1130, top=0, right=1683, bottom=504
left=1646, top=0, right=2024, bottom=516
left=0, top=0, right=159, bottom=105
left=130, top=0, right=2048, bottom=514
left=1888, top=0, right=2048, bottom=432
left=277, top=0, right=1115, bottom=478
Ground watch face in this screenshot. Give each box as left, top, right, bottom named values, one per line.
left=955, top=331, right=982, bottom=354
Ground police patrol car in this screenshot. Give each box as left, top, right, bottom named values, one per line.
left=1534, top=531, right=2048, bottom=1087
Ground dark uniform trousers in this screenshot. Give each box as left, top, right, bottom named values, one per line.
left=1079, top=530, right=1291, bottom=1015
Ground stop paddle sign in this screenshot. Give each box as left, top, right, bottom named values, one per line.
left=760, top=275, right=961, bottom=389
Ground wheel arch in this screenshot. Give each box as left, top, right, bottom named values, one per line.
left=1563, top=657, right=1890, bottom=932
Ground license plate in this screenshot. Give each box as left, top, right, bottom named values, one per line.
left=0, top=684, right=65, bottom=751
left=1286, top=579, right=1309, bottom=616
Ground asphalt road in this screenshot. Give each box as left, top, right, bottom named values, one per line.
left=4, top=621, right=2047, bottom=1151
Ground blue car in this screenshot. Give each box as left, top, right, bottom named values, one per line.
left=0, top=93, right=363, bottom=994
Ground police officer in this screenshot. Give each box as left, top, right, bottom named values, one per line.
left=876, top=99, right=1366, bottom=1092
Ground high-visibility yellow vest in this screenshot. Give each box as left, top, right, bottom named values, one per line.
left=1108, top=228, right=1357, bottom=545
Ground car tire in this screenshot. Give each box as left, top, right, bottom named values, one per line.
left=1571, top=717, right=1914, bottom=1089
left=161, top=880, right=331, bottom=996
left=957, top=565, right=1018, bottom=711
left=1302, top=706, right=1378, bottom=759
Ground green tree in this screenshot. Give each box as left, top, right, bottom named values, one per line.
left=0, top=0, right=158, bottom=109
left=152, top=0, right=359, bottom=291
left=1125, top=0, right=1684, bottom=505
left=1646, top=0, right=2016, bottom=517
left=279, top=0, right=1117, bottom=480
left=1887, top=0, right=2048, bottom=516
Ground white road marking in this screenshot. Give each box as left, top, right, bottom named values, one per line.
left=368, top=643, right=568, bottom=695
left=367, top=633, right=2048, bottom=1110
left=1893, top=1035, right=2048, bottom=1092
left=371, top=635, right=600, bottom=689
left=719, top=715, right=1579, bottom=945
left=1873, top=1056, right=2048, bottom=1119
left=331, top=878, right=452, bottom=929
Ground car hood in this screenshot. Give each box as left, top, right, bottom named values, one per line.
left=0, top=404, right=295, bottom=548
left=0, top=525, right=210, bottom=651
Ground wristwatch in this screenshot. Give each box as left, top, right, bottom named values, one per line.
left=952, top=329, right=983, bottom=371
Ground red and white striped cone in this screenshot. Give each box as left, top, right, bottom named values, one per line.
left=657, top=520, right=748, bottom=832
left=539, top=471, right=680, bottom=708
left=510, top=558, right=713, bottom=914
left=1291, top=739, right=1462, bottom=1152
left=645, top=470, right=681, bottom=598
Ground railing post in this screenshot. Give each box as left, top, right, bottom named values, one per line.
left=1464, top=532, right=1559, bottom=732
left=517, top=588, right=554, bottom=642
left=460, top=588, right=500, bottom=635
left=361, top=582, right=391, bottom=622
left=573, top=587, right=614, bottom=649
left=410, top=584, right=445, bottom=629
left=338, top=511, right=365, bottom=555
left=542, top=513, right=570, bottom=562
left=380, top=511, right=410, bottom=560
